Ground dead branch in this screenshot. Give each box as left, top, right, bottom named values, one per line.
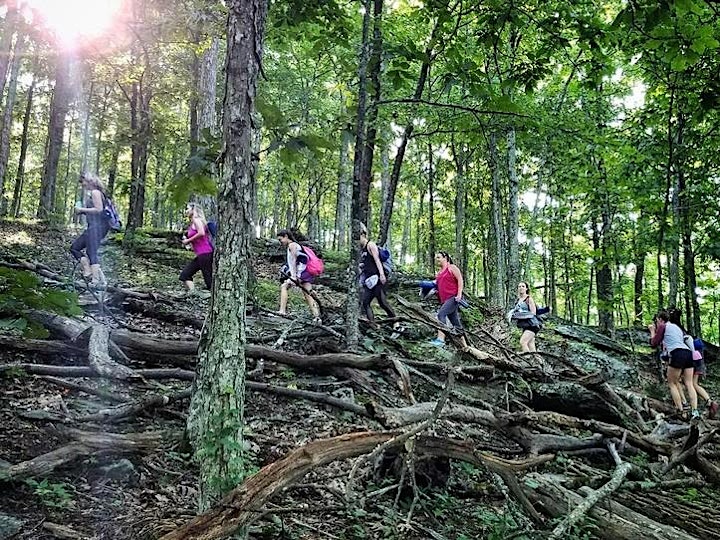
left=87, top=324, right=138, bottom=380
left=1, top=429, right=177, bottom=481
left=549, top=442, right=632, bottom=539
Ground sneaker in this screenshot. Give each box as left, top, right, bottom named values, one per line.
left=682, top=402, right=691, bottom=412
left=708, top=401, right=719, bottom=420
left=691, top=409, right=701, bottom=420
left=429, top=338, right=445, bottom=347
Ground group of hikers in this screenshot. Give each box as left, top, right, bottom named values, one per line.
left=649, top=308, right=718, bottom=420
left=70, top=178, right=715, bottom=421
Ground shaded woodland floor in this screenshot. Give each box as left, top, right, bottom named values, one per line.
left=1, top=219, right=720, bottom=540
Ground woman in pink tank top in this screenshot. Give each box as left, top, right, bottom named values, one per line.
left=431, top=251, right=467, bottom=348
left=179, top=203, right=214, bottom=293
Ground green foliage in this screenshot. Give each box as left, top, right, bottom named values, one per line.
left=168, top=128, right=221, bottom=208
left=194, top=408, right=258, bottom=495
left=24, top=479, right=74, bottom=508
left=0, top=268, right=81, bottom=338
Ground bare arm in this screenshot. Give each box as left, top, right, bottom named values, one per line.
left=369, top=242, right=386, bottom=282
left=527, top=295, right=537, bottom=315
left=288, top=242, right=299, bottom=278
left=450, top=265, right=463, bottom=299
left=77, top=190, right=104, bottom=214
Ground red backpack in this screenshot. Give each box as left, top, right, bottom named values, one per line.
left=303, top=245, right=324, bottom=276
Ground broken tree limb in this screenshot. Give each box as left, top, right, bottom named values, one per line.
left=524, top=474, right=699, bottom=540
left=0, top=335, right=85, bottom=357
left=245, top=381, right=370, bottom=418
left=159, top=427, right=551, bottom=540
left=549, top=442, right=632, bottom=539
left=0, top=364, right=196, bottom=380
left=0, top=429, right=178, bottom=481
left=661, top=426, right=717, bottom=476
left=74, top=388, right=193, bottom=423
left=87, top=325, right=137, bottom=380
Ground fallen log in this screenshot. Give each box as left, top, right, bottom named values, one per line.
left=74, top=388, right=193, bottom=423
left=87, top=325, right=138, bottom=380
left=0, top=429, right=177, bottom=481
left=0, top=335, right=85, bottom=357
left=159, top=431, right=553, bottom=540
left=0, top=364, right=196, bottom=380
left=524, top=473, right=699, bottom=540
left=549, top=443, right=632, bottom=539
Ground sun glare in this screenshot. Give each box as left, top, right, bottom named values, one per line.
left=24, top=0, right=124, bottom=46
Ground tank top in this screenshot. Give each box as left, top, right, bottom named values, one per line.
left=187, top=224, right=213, bottom=255
left=436, top=266, right=459, bottom=303
left=360, top=244, right=379, bottom=277
left=85, top=190, right=107, bottom=228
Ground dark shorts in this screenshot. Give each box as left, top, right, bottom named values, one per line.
left=694, top=358, right=707, bottom=377
left=669, top=348, right=693, bottom=370
left=298, top=269, right=314, bottom=284
left=516, top=318, right=541, bottom=334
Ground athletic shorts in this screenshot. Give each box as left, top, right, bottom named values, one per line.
left=694, top=358, right=707, bottom=377
left=669, top=348, right=693, bottom=370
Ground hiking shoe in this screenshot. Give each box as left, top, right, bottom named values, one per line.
left=197, top=290, right=211, bottom=299
left=708, top=401, right=719, bottom=420
left=429, top=338, right=445, bottom=347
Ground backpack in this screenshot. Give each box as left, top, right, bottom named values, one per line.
left=302, top=245, right=324, bottom=276
left=101, top=193, right=122, bottom=231
left=206, top=221, right=217, bottom=248
left=378, top=246, right=394, bottom=276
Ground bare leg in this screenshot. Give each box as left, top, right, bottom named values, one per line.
left=301, top=282, right=320, bottom=319
left=520, top=330, right=534, bottom=352
left=278, top=280, right=291, bottom=315
left=667, top=367, right=684, bottom=410
left=682, top=368, right=698, bottom=410
left=184, top=280, right=195, bottom=291
left=694, top=374, right=711, bottom=402
left=79, top=256, right=91, bottom=277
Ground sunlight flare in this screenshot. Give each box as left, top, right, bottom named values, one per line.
left=23, top=0, right=124, bottom=45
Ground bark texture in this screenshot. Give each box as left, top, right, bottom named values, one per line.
left=186, top=0, right=268, bottom=512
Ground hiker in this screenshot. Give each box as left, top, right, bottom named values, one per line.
left=649, top=309, right=698, bottom=419
left=179, top=202, right=213, bottom=294
left=277, top=229, right=321, bottom=323
left=70, top=172, right=110, bottom=289
left=358, top=225, right=396, bottom=323
left=667, top=308, right=718, bottom=418
left=430, top=251, right=466, bottom=347
left=511, top=281, right=541, bottom=353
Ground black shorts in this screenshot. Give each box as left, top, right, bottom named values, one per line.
left=669, top=348, right=693, bottom=370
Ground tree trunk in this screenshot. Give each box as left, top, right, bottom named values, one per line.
left=378, top=19, right=440, bottom=246
left=334, top=124, right=352, bottom=249
left=506, top=127, right=520, bottom=304
left=0, top=1, right=18, bottom=97
left=38, top=53, right=73, bottom=219
left=400, top=191, right=411, bottom=265
left=187, top=0, right=267, bottom=512
left=107, top=136, right=121, bottom=198
left=126, top=79, right=151, bottom=233
left=0, top=34, right=25, bottom=214
left=427, top=141, right=436, bottom=269
left=346, top=0, right=373, bottom=351
left=196, top=36, right=219, bottom=219
left=451, top=138, right=468, bottom=276
left=94, top=85, right=112, bottom=174
left=11, top=57, right=36, bottom=218
left=488, top=132, right=505, bottom=307
left=668, top=182, right=680, bottom=308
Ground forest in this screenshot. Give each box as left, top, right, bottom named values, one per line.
left=2, top=0, right=720, bottom=539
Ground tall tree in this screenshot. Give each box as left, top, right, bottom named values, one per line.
left=37, top=53, right=73, bottom=219
left=187, top=0, right=268, bottom=512
left=0, top=34, right=25, bottom=214
left=10, top=56, right=37, bottom=218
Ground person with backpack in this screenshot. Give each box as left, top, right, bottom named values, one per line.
left=510, top=281, right=542, bottom=353
left=667, top=308, right=718, bottom=418
left=179, top=202, right=213, bottom=294
left=649, top=309, right=699, bottom=419
left=70, top=172, right=112, bottom=289
left=277, top=229, right=321, bottom=322
left=358, top=225, right=396, bottom=323
left=430, top=251, right=467, bottom=347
